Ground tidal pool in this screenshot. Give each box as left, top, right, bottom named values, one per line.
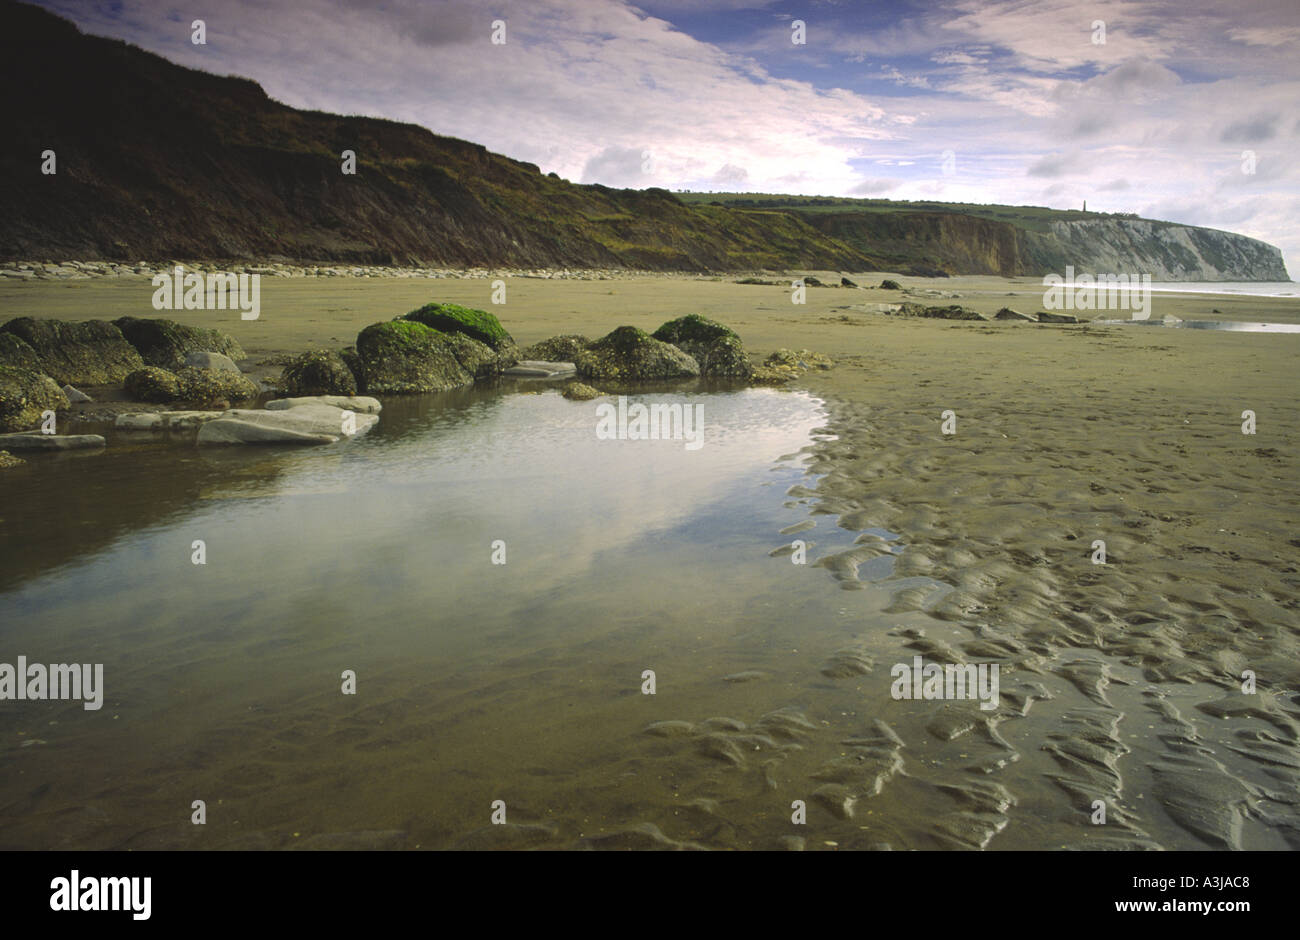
left=0, top=382, right=946, bottom=849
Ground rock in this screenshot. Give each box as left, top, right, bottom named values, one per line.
left=266, top=396, right=381, bottom=414
left=880, top=279, right=903, bottom=290
left=752, top=348, right=834, bottom=385
left=504, top=360, right=576, bottom=378
left=0, top=317, right=143, bottom=385
left=61, top=384, right=92, bottom=402
left=197, top=404, right=378, bottom=445
left=0, top=333, right=42, bottom=372
left=921, top=305, right=987, bottom=321
left=116, top=411, right=224, bottom=430
left=561, top=382, right=602, bottom=401
left=442, top=332, right=511, bottom=379
left=112, top=317, right=245, bottom=370
left=0, top=431, right=105, bottom=451
left=124, top=366, right=182, bottom=403
left=176, top=366, right=259, bottom=404
left=841, top=276, right=858, bottom=287
left=0, top=366, right=69, bottom=432
left=0, top=450, right=24, bottom=468
left=353, top=320, right=473, bottom=394
left=652, top=314, right=736, bottom=349
left=401, top=302, right=514, bottom=350
left=184, top=350, right=242, bottom=373
left=1037, top=311, right=1080, bottom=323
left=801, top=275, right=825, bottom=287
left=279, top=350, right=358, bottom=396
left=520, top=334, right=590, bottom=361
left=575, top=326, right=699, bottom=381
left=994, top=307, right=1034, bottom=321
left=651, top=315, right=754, bottom=379
left=696, top=334, right=754, bottom=379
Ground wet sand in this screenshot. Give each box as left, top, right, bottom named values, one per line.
left=2, top=271, right=1298, bottom=850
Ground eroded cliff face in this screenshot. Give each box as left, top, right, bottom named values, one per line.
left=1021, top=219, right=1289, bottom=281
left=806, top=212, right=1022, bottom=277
left=808, top=210, right=1289, bottom=281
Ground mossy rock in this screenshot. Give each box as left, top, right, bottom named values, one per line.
left=697, top=334, right=754, bottom=379
left=920, top=305, right=985, bottom=321
left=521, top=334, right=590, bottom=362
left=113, top=316, right=246, bottom=370
left=562, top=382, right=603, bottom=401
left=124, top=366, right=182, bottom=403
left=575, top=326, right=699, bottom=381
left=177, top=367, right=258, bottom=405
left=1, top=317, right=143, bottom=386
left=766, top=348, right=834, bottom=371
left=880, top=279, right=903, bottom=290
left=441, top=333, right=507, bottom=380
left=280, top=350, right=358, bottom=397
left=0, top=450, right=24, bottom=469
left=0, top=333, right=42, bottom=372
left=652, top=315, right=738, bottom=348
left=652, top=316, right=751, bottom=379
left=354, top=320, right=473, bottom=394
left=0, top=366, right=69, bottom=432
left=401, top=303, right=514, bottom=350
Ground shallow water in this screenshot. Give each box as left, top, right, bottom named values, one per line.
left=0, top=383, right=936, bottom=849
left=1098, top=318, right=1300, bottom=332
left=2, top=380, right=1295, bottom=850
left=1147, top=282, right=1298, bottom=298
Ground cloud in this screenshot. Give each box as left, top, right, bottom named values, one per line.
left=850, top=177, right=902, bottom=194
left=1027, top=151, right=1083, bottom=178
left=580, top=146, right=653, bottom=186
left=711, top=163, right=750, bottom=186
left=1220, top=114, right=1280, bottom=144
left=40, top=0, right=1300, bottom=275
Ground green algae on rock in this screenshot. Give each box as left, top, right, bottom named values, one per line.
left=0, top=366, right=69, bottom=432
left=112, top=317, right=245, bottom=370
left=561, top=382, right=603, bottom=401
left=280, top=350, right=358, bottom=397
left=652, top=315, right=754, bottom=380
left=401, top=303, right=514, bottom=350
left=354, top=320, right=472, bottom=394
left=1, top=317, right=143, bottom=386
left=575, top=326, right=699, bottom=381
left=124, top=366, right=182, bottom=403
left=521, top=334, right=591, bottom=362
left=177, top=366, right=258, bottom=405
left=0, top=333, right=42, bottom=373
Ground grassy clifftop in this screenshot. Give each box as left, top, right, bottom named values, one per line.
left=0, top=2, right=871, bottom=271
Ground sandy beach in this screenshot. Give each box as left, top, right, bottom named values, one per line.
left=2, top=271, right=1297, bottom=850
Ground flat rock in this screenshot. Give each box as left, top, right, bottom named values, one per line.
left=198, top=404, right=378, bottom=445
left=0, top=431, right=105, bottom=451
left=266, top=395, right=382, bottom=414
left=504, top=360, right=576, bottom=377
left=116, top=410, right=224, bottom=430
left=1037, top=311, right=1081, bottom=323
left=61, top=384, right=92, bottom=402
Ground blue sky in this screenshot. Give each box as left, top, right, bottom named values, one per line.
left=40, top=0, right=1300, bottom=275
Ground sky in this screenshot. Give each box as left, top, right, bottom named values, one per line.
left=40, top=0, right=1300, bottom=276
